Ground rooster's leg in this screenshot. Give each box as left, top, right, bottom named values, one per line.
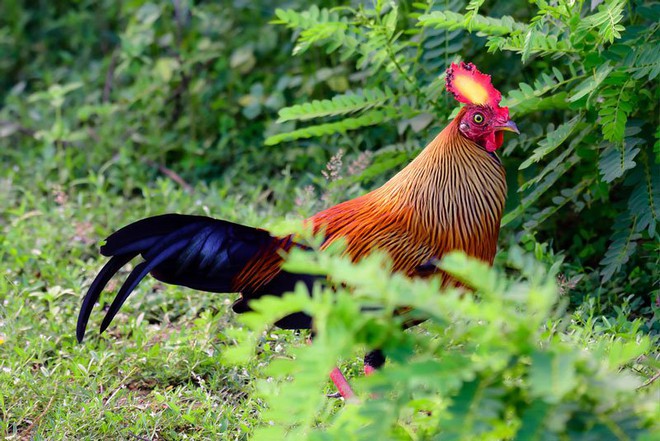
left=327, top=349, right=385, bottom=399
left=364, top=349, right=386, bottom=375
left=329, top=367, right=355, bottom=400
left=306, top=335, right=355, bottom=400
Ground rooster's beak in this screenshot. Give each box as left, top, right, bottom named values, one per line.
left=497, top=120, right=519, bottom=134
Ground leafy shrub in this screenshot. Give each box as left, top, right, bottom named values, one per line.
left=269, top=0, right=659, bottom=308
left=227, top=246, right=657, bottom=439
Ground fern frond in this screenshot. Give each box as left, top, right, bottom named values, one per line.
left=486, top=33, right=575, bottom=58
left=519, top=115, right=582, bottom=170
left=355, top=30, right=393, bottom=72
left=519, top=139, right=574, bottom=193
left=627, top=154, right=660, bottom=236
left=420, top=28, right=463, bottom=68
left=412, top=0, right=466, bottom=87
left=265, top=110, right=391, bottom=146
left=296, top=23, right=349, bottom=55
left=276, top=88, right=395, bottom=123
left=464, top=0, right=487, bottom=31
left=418, top=10, right=525, bottom=36
left=502, top=152, right=581, bottom=226
left=576, top=0, right=626, bottom=45
left=519, top=126, right=593, bottom=193
left=273, top=6, right=343, bottom=29
left=598, top=130, right=643, bottom=183
left=273, top=6, right=356, bottom=57
left=626, top=44, right=660, bottom=81
left=598, top=76, right=636, bottom=143
left=522, top=180, right=592, bottom=231
left=502, top=70, right=569, bottom=115
left=600, top=212, right=640, bottom=283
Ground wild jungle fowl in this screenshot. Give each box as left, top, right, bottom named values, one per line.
left=77, top=62, right=519, bottom=399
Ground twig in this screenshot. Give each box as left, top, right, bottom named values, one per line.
left=20, top=396, right=54, bottom=440
left=172, top=0, right=190, bottom=39
left=167, top=70, right=190, bottom=125
left=103, top=51, right=118, bottom=102
left=128, top=434, right=152, bottom=441
left=104, top=366, right=138, bottom=407
left=142, top=159, right=194, bottom=193
left=103, top=384, right=125, bottom=407
left=0, top=120, right=72, bottom=147
left=0, top=120, right=36, bottom=137
left=638, top=370, right=660, bottom=389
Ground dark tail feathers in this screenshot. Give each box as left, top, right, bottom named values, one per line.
left=76, top=214, right=277, bottom=342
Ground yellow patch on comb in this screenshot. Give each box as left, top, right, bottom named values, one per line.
left=445, top=62, right=502, bottom=107
left=452, top=75, right=490, bottom=105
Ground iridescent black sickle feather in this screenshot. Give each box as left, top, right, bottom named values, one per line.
left=75, top=214, right=314, bottom=342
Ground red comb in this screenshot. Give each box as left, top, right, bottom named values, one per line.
left=445, top=62, right=502, bottom=107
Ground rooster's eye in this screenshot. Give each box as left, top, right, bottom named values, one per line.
left=473, top=113, right=484, bottom=124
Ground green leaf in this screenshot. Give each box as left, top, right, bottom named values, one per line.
left=606, top=338, right=651, bottom=368
left=502, top=70, right=567, bottom=115
left=528, top=351, right=577, bottom=404
left=516, top=400, right=552, bottom=441
left=521, top=29, right=536, bottom=64
left=439, top=252, right=499, bottom=294
left=519, top=115, right=581, bottom=170
left=442, top=378, right=505, bottom=440
left=464, top=0, right=487, bottom=31
left=598, top=76, right=636, bottom=142
left=568, top=64, right=612, bottom=102
left=522, top=180, right=591, bottom=231
left=486, top=32, right=575, bottom=59
left=272, top=6, right=351, bottom=56
left=626, top=44, right=660, bottom=80
left=519, top=126, right=591, bottom=192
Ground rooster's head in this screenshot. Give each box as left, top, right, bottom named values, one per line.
left=446, top=62, right=519, bottom=152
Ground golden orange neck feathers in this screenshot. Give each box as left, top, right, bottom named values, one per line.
left=310, top=113, right=507, bottom=273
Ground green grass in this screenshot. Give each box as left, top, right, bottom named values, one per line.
left=0, top=176, right=335, bottom=440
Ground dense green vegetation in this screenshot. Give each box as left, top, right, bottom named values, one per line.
left=0, top=0, right=658, bottom=439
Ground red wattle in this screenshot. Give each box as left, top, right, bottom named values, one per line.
left=494, top=131, right=504, bottom=150
left=483, top=131, right=502, bottom=152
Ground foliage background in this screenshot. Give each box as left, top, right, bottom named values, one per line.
left=0, top=0, right=658, bottom=439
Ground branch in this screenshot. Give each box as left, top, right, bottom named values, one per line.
left=19, top=396, right=54, bottom=440
left=638, top=370, right=660, bottom=389
left=142, top=159, right=194, bottom=193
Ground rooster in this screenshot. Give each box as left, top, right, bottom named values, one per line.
left=77, top=62, right=518, bottom=399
